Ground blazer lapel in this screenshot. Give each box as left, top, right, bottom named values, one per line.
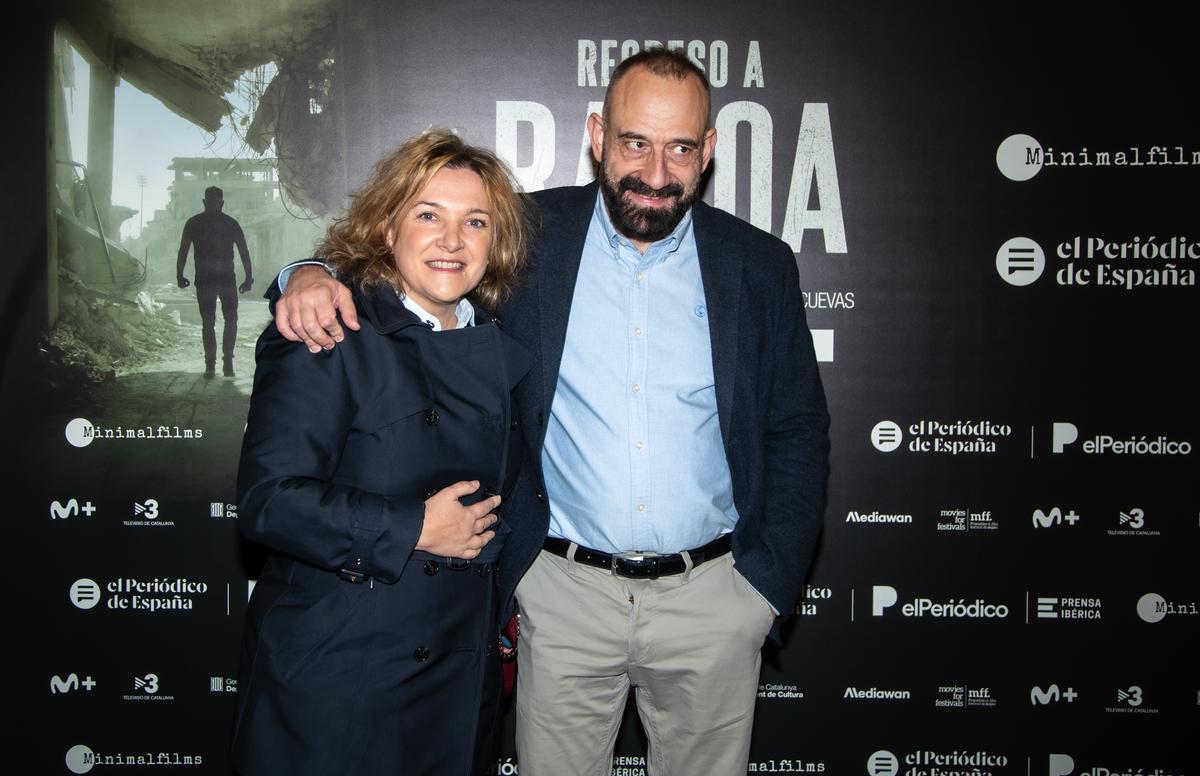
left=534, top=182, right=597, bottom=445
left=692, top=201, right=741, bottom=443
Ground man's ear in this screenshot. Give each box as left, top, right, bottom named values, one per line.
left=700, top=126, right=717, bottom=173
left=587, top=112, right=605, bottom=164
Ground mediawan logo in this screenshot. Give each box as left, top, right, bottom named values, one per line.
left=1137, top=592, right=1199, bottom=624
left=68, top=577, right=209, bottom=612
left=1047, top=752, right=1183, bottom=776
left=871, top=585, right=1009, bottom=619
left=1050, top=422, right=1191, bottom=456
left=844, top=686, right=911, bottom=701
left=65, top=745, right=204, bottom=773
left=996, top=133, right=1199, bottom=181
left=872, top=749, right=1007, bottom=776
left=64, top=418, right=205, bottom=448
left=846, top=510, right=913, bottom=525
left=872, top=419, right=1013, bottom=455
left=757, top=683, right=804, bottom=700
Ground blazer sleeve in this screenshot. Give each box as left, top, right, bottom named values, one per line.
left=759, top=241, right=831, bottom=612
left=236, top=327, right=425, bottom=584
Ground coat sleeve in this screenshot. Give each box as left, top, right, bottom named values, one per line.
left=236, top=327, right=425, bottom=584
left=758, top=241, right=831, bottom=613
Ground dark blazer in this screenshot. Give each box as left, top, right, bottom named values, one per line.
left=497, top=182, right=830, bottom=636
left=232, top=284, right=530, bottom=776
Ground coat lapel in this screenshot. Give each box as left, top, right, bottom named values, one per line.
left=692, top=201, right=741, bottom=443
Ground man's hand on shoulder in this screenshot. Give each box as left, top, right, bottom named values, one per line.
left=275, top=265, right=361, bottom=353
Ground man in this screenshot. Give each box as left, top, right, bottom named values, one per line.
left=274, top=48, right=829, bottom=776
left=177, top=186, right=254, bottom=378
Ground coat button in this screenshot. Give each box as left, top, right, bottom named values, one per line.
left=413, top=646, right=431, bottom=662
left=535, top=490, right=545, bottom=503
left=492, top=316, right=503, bottom=329
left=423, top=560, right=439, bottom=576
left=425, top=409, right=440, bottom=426
left=510, top=417, right=519, bottom=429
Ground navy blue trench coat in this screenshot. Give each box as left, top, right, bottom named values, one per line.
left=230, top=282, right=530, bottom=776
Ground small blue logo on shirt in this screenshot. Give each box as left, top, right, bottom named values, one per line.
left=694, top=305, right=706, bottom=318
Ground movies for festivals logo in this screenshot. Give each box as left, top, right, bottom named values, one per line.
left=871, top=419, right=1014, bottom=455
left=68, top=577, right=209, bottom=612
left=936, top=507, right=998, bottom=533
left=1045, top=752, right=1183, bottom=776
left=868, top=749, right=1007, bottom=776
left=1136, top=592, right=1198, bottom=623
left=794, top=584, right=832, bottom=617
left=1050, top=422, right=1191, bottom=457
left=65, top=746, right=203, bottom=773
left=64, top=417, right=205, bottom=448
left=1033, top=594, right=1103, bottom=621
left=871, top=585, right=1010, bottom=620
left=995, top=234, right=1196, bottom=290
left=934, top=685, right=997, bottom=709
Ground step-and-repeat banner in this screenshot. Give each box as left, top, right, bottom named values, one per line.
left=11, top=1, right=1195, bottom=774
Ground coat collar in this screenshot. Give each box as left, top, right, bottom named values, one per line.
left=354, top=282, right=493, bottom=335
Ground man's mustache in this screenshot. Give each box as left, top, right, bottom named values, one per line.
left=618, top=175, right=683, bottom=200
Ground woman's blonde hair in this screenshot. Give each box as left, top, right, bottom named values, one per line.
left=317, top=129, right=531, bottom=311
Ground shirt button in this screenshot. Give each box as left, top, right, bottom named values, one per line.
left=635, top=441, right=644, bottom=450
left=413, top=646, right=431, bottom=662
left=634, top=327, right=642, bottom=336
left=635, top=272, right=645, bottom=282
left=632, top=383, right=641, bottom=393
left=637, top=504, right=646, bottom=512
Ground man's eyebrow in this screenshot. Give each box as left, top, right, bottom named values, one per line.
left=616, top=130, right=700, bottom=148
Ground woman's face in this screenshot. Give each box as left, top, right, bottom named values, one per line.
left=386, top=166, right=492, bottom=323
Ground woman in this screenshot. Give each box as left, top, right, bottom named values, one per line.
left=230, top=130, right=532, bottom=776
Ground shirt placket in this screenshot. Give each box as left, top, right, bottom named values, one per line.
left=623, top=244, right=653, bottom=551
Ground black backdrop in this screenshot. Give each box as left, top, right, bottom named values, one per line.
left=11, top=2, right=1196, bottom=774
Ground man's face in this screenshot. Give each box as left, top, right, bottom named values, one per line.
left=588, top=67, right=716, bottom=248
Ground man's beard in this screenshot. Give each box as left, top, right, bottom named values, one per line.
left=599, top=159, right=698, bottom=244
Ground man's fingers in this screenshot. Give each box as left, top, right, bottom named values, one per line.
left=299, top=308, right=336, bottom=350
left=334, top=286, right=362, bottom=332
left=476, top=530, right=496, bottom=547
left=316, top=309, right=345, bottom=343
left=275, top=307, right=300, bottom=342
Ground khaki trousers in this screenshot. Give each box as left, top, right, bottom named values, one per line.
left=514, top=547, right=775, bottom=776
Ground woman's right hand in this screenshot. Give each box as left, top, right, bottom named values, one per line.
left=416, top=480, right=500, bottom=559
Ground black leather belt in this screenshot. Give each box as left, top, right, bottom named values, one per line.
left=542, top=535, right=731, bottom=579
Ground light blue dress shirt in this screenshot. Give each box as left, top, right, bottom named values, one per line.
left=543, top=194, right=740, bottom=554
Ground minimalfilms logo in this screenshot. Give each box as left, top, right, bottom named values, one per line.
left=70, top=579, right=101, bottom=609
left=996, top=237, right=1045, bottom=285
left=871, top=421, right=902, bottom=452
left=65, top=745, right=204, bottom=771
left=996, top=134, right=1043, bottom=181
left=65, top=418, right=96, bottom=448
left=867, top=750, right=899, bottom=776
left=1137, top=592, right=1198, bottom=623
left=64, top=417, right=205, bottom=447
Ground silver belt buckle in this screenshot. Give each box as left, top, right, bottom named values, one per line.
left=611, top=550, right=660, bottom=577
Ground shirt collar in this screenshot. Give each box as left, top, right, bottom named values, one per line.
left=594, top=191, right=693, bottom=266
left=398, top=293, right=475, bottom=331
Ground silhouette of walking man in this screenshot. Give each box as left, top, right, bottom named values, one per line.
left=177, top=186, right=254, bottom=378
